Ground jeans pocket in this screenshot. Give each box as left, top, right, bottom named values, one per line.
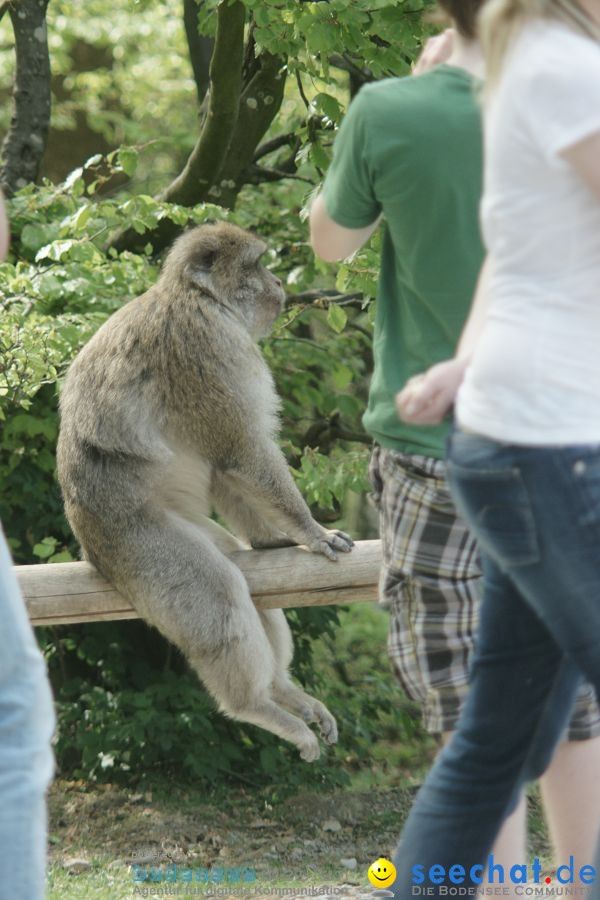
left=446, top=462, right=540, bottom=568
left=568, top=452, right=600, bottom=530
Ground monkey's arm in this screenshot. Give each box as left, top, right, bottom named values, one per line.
left=221, top=442, right=353, bottom=561
left=211, top=469, right=296, bottom=549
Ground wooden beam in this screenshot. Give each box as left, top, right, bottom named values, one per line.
left=15, top=540, right=382, bottom=626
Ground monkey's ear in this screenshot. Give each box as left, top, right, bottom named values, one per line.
left=195, top=250, right=218, bottom=271
left=186, top=250, right=217, bottom=291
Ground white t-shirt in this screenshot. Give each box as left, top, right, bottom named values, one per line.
left=456, top=19, right=600, bottom=444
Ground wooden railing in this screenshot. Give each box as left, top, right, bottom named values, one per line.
left=15, top=540, right=382, bottom=626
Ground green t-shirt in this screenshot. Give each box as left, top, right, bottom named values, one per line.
left=322, top=65, right=484, bottom=459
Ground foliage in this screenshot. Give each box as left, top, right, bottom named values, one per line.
left=43, top=604, right=432, bottom=791
left=43, top=608, right=350, bottom=789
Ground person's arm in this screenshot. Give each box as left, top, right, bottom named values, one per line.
left=395, top=255, right=492, bottom=424
left=309, top=194, right=380, bottom=262
left=561, top=130, right=600, bottom=203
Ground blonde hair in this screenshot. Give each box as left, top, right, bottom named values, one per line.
left=479, top=0, right=600, bottom=92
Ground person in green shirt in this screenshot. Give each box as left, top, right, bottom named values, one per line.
left=309, top=1, right=600, bottom=891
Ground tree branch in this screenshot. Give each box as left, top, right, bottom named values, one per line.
left=288, top=290, right=364, bottom=306
left=0, top=0, right=51, bottom=196
left=213, top=51, right=286, bottom=208
left=243, top=161, right=311, bottom=187
left=162, top=0, right=246, bottom=206
left=253, top=132, right=297, bottom=163
left=183, top=0, right=214, bottom=105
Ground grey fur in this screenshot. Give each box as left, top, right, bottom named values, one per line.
left=57, top=222, right=353, bottom=760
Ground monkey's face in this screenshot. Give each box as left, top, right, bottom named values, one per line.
left=163, top=224, right=286, bottom=340
left=180, top=226, right=286, bottom=340
left=233, top=247, right=286, bottom=339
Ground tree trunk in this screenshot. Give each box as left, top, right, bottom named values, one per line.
left=109, top=3, right=287, bottom=255
left=216, top=50, right=286, bottom=209
left=110, top=0, right=246, bottom=254
left=0, top=0, right=51, bottom=196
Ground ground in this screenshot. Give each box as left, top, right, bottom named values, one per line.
left=47, top=779, right=552, bottom=899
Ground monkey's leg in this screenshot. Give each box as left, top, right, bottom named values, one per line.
left=259, top=608, right=338, bottom=746
left=211, top=470, right=295, bottom=549
left=98, top=512, right=322, bottom=761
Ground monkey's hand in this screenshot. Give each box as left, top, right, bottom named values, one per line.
left=308, top=527, right=354, bottom=561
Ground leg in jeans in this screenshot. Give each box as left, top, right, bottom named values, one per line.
left=0, top=528, right=55, bottom=900
left=390, top=433, right=600, bottom=897
left=391, top=553, right=581, bottom=897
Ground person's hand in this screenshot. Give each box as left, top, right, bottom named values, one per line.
left=396, top=357, right=467, bottom=425
left=412, top=29, right=456, bottom=76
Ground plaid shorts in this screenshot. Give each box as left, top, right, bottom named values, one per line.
left=369, top=444, right=600, bottom=739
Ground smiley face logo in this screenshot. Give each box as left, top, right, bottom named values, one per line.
left=368, top=858, right=396, bottom=888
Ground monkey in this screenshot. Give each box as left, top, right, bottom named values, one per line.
left=56, top=222, right=354, bottom=762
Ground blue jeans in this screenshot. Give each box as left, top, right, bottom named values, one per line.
left=0, top=527, right=55, bottom=899
left=391, top=429, right=600, bottom=898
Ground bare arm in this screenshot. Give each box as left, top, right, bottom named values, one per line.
left=309, top=193, right=380, bottom=263
left=561, top=130, right=600, bottom=203
left=396, top=255, right=492, bottom=424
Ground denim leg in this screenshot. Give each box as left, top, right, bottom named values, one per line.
left=0, top=528, right=55, bottom=900
left=435, top=433, right=600, bottom=898
left=390, top=551, right=580, bottom=897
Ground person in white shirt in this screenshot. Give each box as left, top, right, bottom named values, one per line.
left=391, top=0, right=600, bottom=895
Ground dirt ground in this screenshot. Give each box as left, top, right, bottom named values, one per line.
left=48, top=777, right=552, bottom=898
left=48, top=778, right=423, bottom=892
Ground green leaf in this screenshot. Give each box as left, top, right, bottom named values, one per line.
left=332, top=364, right=353, bottom=390
left=118, top=147, right=139, bottom=178
left=327, top=303, right=348, bottom=334
left=314, top=92, right=342, bottom=123
left=49, top=551, right=75, bottom=564
left=309, top=141, right=330, bottom=171
left=35, top=239, right=77, bottom=262
left=33, top=537, right=58, bottom=560
left=69, top=205, right=92, bottom=232
left=20, top=224, right=59, bottom=253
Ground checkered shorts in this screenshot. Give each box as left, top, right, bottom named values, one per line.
left=369, top=444, right=600, bottom=739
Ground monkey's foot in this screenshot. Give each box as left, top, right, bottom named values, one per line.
left=318, top=710, right=338, bottom=745
left=299, top=732, right=321, bottom=762
left=315, top=707, right=338, bottom=745
left=299, top=699, right=338, bottom=745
